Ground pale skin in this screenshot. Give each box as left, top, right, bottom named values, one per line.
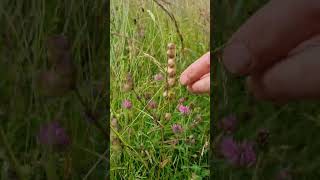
left=182, top=0, right=320, bottom=101
left=180, top=52, right=210, bottom=94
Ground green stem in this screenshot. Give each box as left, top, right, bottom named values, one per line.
left=0, top=127, right=26, bottom=180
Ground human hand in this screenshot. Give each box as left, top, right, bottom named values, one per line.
left=223, top=0, right=320, bottom=101
left=180, top=52, right=210, bottom=94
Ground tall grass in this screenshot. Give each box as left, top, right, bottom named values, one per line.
left=111, top=0, right=210, bottom=179
left=0, top=0, right=107, bottom=179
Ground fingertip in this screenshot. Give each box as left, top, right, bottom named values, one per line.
left=223, top=42, right=253, bottom=75
left=179, top=73, right=189, bottom=85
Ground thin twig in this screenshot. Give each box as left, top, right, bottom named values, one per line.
left=153, top=0, right=184, bottom=51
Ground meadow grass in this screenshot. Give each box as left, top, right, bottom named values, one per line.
left=0, top=0, right=107, bottom=179
left=111, top=0, right=210, bottom=179
left=214, top=0, right=320, bottom=179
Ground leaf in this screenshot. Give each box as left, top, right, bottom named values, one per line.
left=160, top=158, right=170, bottom=168
left=147, top=9, right=156, bottom=23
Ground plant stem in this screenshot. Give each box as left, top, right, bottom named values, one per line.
left=0, top=127, right=26, bottom=180
left=74, top=88, right=108, bottom=139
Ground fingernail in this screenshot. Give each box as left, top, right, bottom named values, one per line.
left=180, top=75, right=189, bottom=85
left=223, top=42, right=252, bottom=75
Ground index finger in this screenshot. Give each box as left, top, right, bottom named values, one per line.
left=180, top=52, right=210, bottom=85
left=223, top=0, right=320, bottom=75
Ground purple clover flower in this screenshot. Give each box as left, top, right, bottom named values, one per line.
left=178, top=105, right=190, bottom=115
left=219, top=115, right=238, bottom=133
left=38, top=121, right=70, bottom=150
left=172, top=124, right=183, bottom=134
left=219, top=136, right=256, bottom=167
left=122, top=99, right=132, bottom=109
left=154, top=73, right=164, bottom=81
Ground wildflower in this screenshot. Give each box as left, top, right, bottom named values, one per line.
left=38, top=121, right=70, bottom=150
left=178, top=104, right=190, bottom=115
left=123, top=73, right=133, bottom=92
left=219, top=115, right=238, bottom=133
left=219, top=136, right=256, bottom=167
left=122, top=99, right=132, bottom=109
left=154, top=73, right=164, bottom=81
left=164, top=113, right=172, bottom=121
left=148, top=100, right=157, bottom=109
left=172, top=124, right=183, bottom=134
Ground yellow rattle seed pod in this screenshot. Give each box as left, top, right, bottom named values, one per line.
left=167, top=67, right=176, bottom=77
left=167, top=43, right=176, bottom=50
left=163, top=90, right=168, bottom=97
left=167, top=77, right=176, bottom=87
left=168, top=58, right=175, bottom=68
left=167, top=49, right=175, bottom=58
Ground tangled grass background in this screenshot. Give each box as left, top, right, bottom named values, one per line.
left=110, top=0, right=210, bottom=179
left=0, top=0, right=107, bottom=179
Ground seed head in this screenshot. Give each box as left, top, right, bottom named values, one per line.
left=167, top=67, right=176, bottom=77
left=167, top=49, right=175, bottom=58
left=167, top=77, right=176, bottom=87
left=164, top=113, right=172, bottom=121
left=167, top=43, right=176, bottom=50
left=148, top=100, right=157, bottom=109
left=168, top=58, right=175, bottom=67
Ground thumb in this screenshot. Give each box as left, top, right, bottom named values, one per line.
left=223, top=0, right=320, bottom=75
left=247, top=36, right=320, bottom=101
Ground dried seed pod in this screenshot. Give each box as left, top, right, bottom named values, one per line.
left=168, top=58, right=175, bottom=68
left=167, top=67, right=176, bottom=77
left=164, top=113, right=172, bottom=121
left=167, top=43, right=176, bottom=50
left=167, top=49, right=175, bottom=58
left=167, top=91, right=175, bottom=99
left=163, top=90, right=168, bottom=97
left=167, top=77, right=176, bottom=87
